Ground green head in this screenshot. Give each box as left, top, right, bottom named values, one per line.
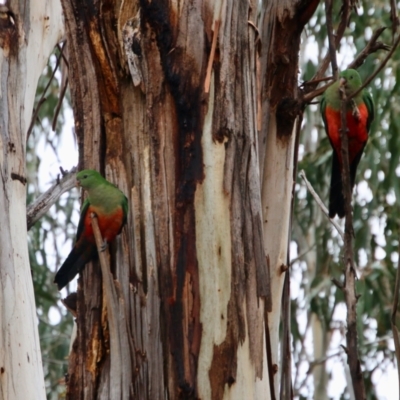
left=76, top=169, right=105, bottom=190
left=339, top=69, right=362, bottom=96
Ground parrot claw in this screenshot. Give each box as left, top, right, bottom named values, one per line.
left=100, top=240, right=108, bottom=252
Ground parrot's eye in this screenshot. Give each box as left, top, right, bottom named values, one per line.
left=83, top=174, right=88, bottom=179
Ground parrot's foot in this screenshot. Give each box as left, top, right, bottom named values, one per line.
left=100, top=240, right=108, bottom=252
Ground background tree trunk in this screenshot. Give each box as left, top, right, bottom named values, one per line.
left=60, top=0, right=318, bottom=398
left=0, top=1, right=64, bottom=399
left=259, top=1, right=319, bottom=395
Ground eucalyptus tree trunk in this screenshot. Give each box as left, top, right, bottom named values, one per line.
left=0, top=1, right=64, bottom=399
left=60, top=0, right=318, bottom=398
left=259, top=1, right=319, bottom=395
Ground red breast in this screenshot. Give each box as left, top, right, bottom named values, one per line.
left=325, top=103, right=369, bottom=164
left=82, top=205, right=125, bottom=243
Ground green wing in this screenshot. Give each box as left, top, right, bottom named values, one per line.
left=320, top=94, right=328, bottom=131
left=76, top=199, right=90, bottom=242
left=362, top=90, right=374, bottom=132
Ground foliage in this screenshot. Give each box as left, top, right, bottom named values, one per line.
left=292, top=1, right=400, bottom=398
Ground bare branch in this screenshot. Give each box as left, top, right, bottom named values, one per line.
left=332, top=277, right=344, bottom=290
left=27, top=167, right=77, bottom=230
left=348, top=27, right=390, bottom=70
left=350, top=31, right=400, bottom=100
left=302, top=80, right=334, bottom=104
left=26, top=42, right=66, bottom=140
left=299, top=170, right=344, bottom=241
left=339, top=89, right=366, bottom=399
left=325, top=0, right=339, bottom=80
left=52, top=76, right=69, bottom=131
left=390, top=0, right=399, bottom=40
left=310, top=0, right=353, bottom=84
left=303, top=27, right=391, bottom=104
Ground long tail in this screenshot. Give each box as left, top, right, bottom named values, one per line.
left=329, top=150, right=363, bottom=219
left=54, top=244, right=97, bottom=290
left=329, top=152, right=345, bottom=218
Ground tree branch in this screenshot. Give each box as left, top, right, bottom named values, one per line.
left=90, top=213, right=123, bottom=399
left=299, top=170, right=344, bottom=241
left=339, top=89, right=366, bottom=399
left=303, top=25, right=390, bottom=104
left=26, top=167, right=77, bottom=230
left=390, top=0, right=399, bottom=41
left=26, top=42, right=66, bottom=140
left=325, top=0, right=338, bottom=80
left=309, top=0, right=353, bottom=85
left=348, top=27, right=390, bottom=70
left=349, top=31, right=400, bottom=100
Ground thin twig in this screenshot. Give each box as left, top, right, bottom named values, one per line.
left=26, top=98, right=47, bottom=142
left=300, top=76, right=332, bottom=87
left=390, top=0, right=399, bottom=41
left=348, top=27, right=390, bottom=70
left=339, top=88, right=366, bottom=399
left=26, top=42, right=66, bottom=140
left=307, top=350, right=343, bottom=372
left=299, top=170, right=345, bottom=241
left=325, top=0, right=338, bottom=80
left=303, top=26, right=391, bottom=104
left=390, top=241, right=400, bottom=397
left=27, top=167, right=77, bottom=230
left=56, top=42, right=69, bottom=68
left=350, top=31, right=400, bottom=100
left=302, top=81, right=335, bottom=104
left=303, top=28, right=391, bottom=105
left=52, top=76, right=69, bottom=131
left=309, top=0, right=353, bottom=85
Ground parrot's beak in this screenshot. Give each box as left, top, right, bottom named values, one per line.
left=76, top=179, right=81, bottom=187
left=339, top=77, right=347, bottom=87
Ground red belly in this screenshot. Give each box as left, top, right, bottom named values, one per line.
left=83, top=205, right=125, bottom=243
left=325, top=103, right=369, bottom=163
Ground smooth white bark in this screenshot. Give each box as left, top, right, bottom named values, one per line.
left=0, top=1, right=64, bottom=399
left=196, top=76, right=270, bottom=400
left=196, top=76, right=233, bottom=399
left=262, top=114, right=296, bottom=392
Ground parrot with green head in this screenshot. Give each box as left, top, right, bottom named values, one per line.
left=320, top=69, right=374, bottom=218
left=54, top=169, right=128, bottom=290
